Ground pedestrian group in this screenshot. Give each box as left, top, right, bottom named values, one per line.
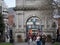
left=27, top=33, right=46, bottom=45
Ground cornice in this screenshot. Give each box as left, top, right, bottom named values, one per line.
left=13, top=4, right=60, bottom=11
left=13, top=6, right=54, bottom=11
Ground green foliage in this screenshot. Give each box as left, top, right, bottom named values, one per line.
left=0, top=43, right=12, bottom=45
left=53, top=42, right=60, bottom=45
left=0, top=13, right=5, bottom=33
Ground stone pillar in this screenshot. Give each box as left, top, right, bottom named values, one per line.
left=45, top=17, right=47, bottom=29
left=16, top=15, right=19, bottom=29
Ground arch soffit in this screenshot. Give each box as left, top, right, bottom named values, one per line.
left=26, top=16, right=41, bottom=24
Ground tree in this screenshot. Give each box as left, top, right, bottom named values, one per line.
left=0, top=13, right=5, bottom=42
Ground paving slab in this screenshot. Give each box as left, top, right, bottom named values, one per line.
left=14, top=42, right=52, bottom=45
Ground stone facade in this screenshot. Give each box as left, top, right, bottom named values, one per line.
left=13, top=0, right=57, bottom=42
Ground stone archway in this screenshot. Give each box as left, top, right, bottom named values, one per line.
left=26, top=16, right=42, bottom=38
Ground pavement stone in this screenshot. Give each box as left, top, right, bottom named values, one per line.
left=45, top=42, right=52, bottom=45
left=14, top=42, right=52, bottom=45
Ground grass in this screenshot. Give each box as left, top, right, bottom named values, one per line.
left=53, top=42, right=60, bottom=45
left=0, top=43, right=13, bottom=45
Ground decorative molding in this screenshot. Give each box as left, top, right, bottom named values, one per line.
left=13, top=6, right=54, bottom=11
left=18, top=25, right=21, bottom=27
left=24, top=25, right=26, bottom=27
left=13, top=23, right=16, bottom=27
left=17, top=13, right=23, bottom=15
left=15, top=31, right=26, bottom=33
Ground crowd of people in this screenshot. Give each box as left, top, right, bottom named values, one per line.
left=27, top=33, right=47, bottom=45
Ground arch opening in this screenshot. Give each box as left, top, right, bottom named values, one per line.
left=26, top=16, right=42, bottom=38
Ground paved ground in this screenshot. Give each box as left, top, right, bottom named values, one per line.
left=45, top=42, right=52, bottom=45
left=14, top=42, right=52, bottom=45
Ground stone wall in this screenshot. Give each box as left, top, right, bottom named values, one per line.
left=13, top=0, right=56, bottom=42
left=13, top=9, right=56, bottom=42
left=16, top=0, right=52, bottom=9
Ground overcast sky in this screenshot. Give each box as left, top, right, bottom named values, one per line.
left=4, top=0, right=15, bottom=8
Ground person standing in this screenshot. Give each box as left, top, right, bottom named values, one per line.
left=42, top=35, right=46, bottom=45
left=33, top=36, right=36, bottom=45
left=28, top=37, right=33, bottom=45
left=36, top=35, right=41, bottom=45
